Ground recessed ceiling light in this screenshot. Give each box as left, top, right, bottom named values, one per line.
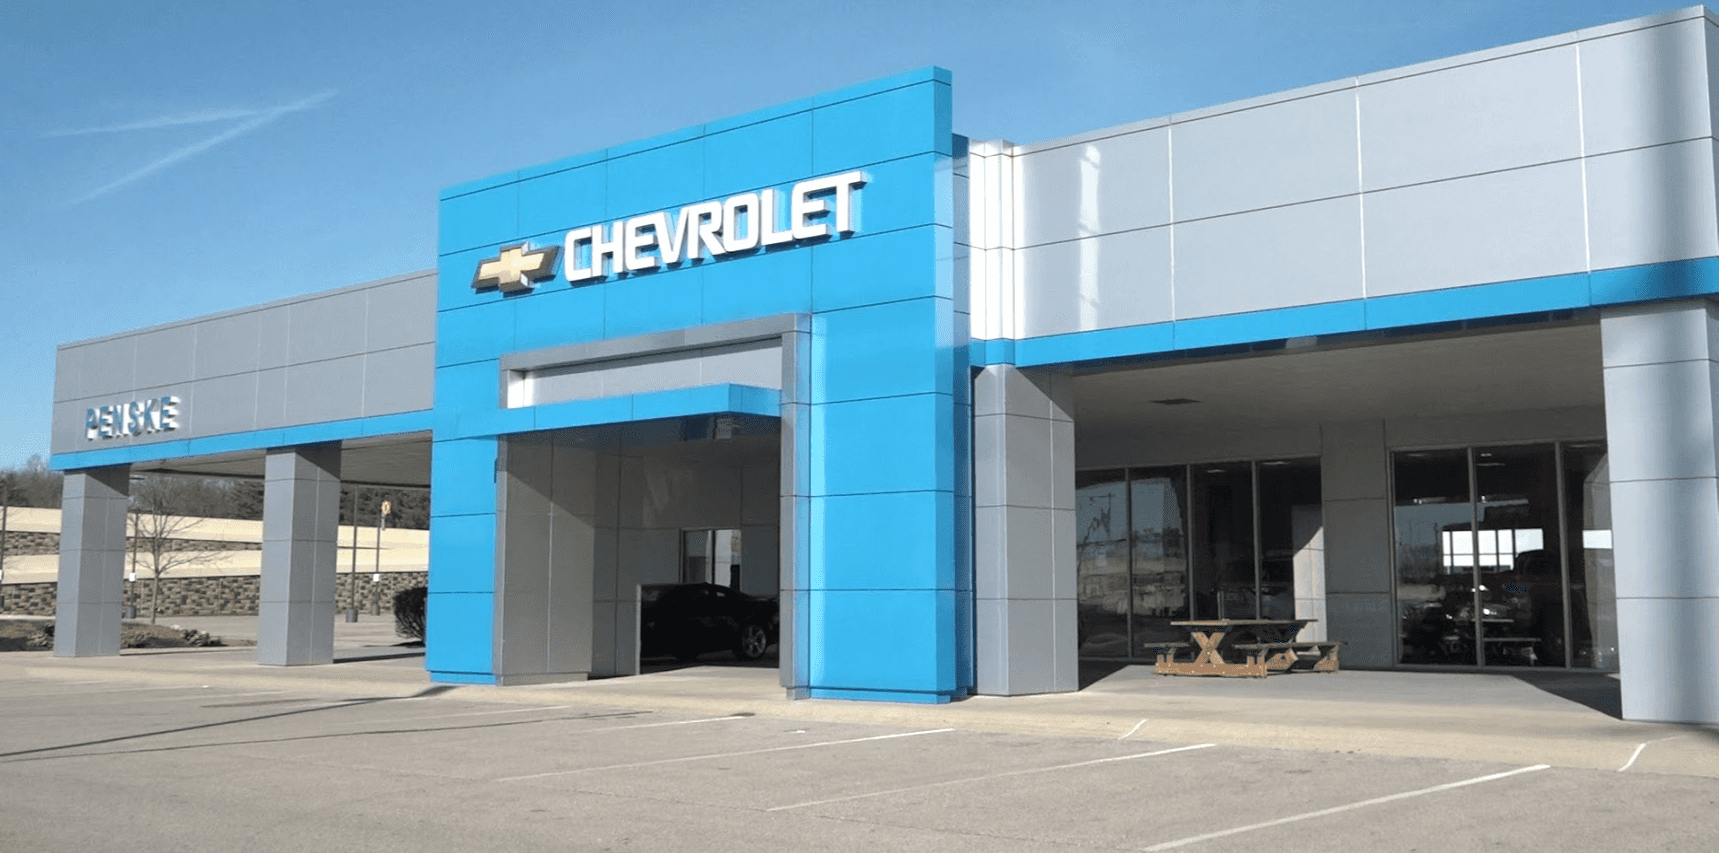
left=1151, top=398, right=1200, bottom=405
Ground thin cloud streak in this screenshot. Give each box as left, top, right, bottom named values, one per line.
left=65, top=91, right=336, bottom=206
left=46, top=107, right=279, bottom=137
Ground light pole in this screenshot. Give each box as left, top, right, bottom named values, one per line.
left=346, top=486, right=361, bottom=622
left=0, top=474, right=12, bottom=614
left=125, top=506, right=139, bottom=619
left=127, top=475, right=146, bottom=620
left=371, top=499, right=390, bottom=615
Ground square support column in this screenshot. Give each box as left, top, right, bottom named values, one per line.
left=53, top=466, right=131, bottom=657
left=780, top=326, right=813, bottom=697
left=1319, top=420, right=1393, bottom=665
left=257, top=443, right=342, bottom=666
left=973, top=365, right=1077, bottom=695
left=494, top=432, right=597, bottom=685
left=1602, top=300, right=1719, bottom=723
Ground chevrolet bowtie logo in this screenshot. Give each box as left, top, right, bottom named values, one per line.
left=471, top=243, right=560, bottom=293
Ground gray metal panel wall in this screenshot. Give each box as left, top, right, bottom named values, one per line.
left=51, top=270, right=437, bottom=456
left=993, top=8, right=1719, bottom=338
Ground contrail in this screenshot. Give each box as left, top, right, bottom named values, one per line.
left=46, top=107, right=277, bottom=137
left=65, top=91, right=336, bottom=205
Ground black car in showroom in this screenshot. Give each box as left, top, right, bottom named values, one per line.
left=640, top=583, right=779, bottom=662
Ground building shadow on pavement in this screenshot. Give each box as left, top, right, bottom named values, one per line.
left=1511, top=670, right=1622, bottom=718
left=1078, top=659, right=1132, bottom=689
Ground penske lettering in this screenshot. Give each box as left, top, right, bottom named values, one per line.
left=563, top=171, right=867, bottom=282
left=86, top=396, right=180, bottom=441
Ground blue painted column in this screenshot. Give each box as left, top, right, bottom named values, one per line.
left=425, top=436, right=500, bottom=683
left=804, top=72, right=970, bottom=702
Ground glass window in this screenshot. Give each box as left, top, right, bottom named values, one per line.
left=1258, top=459, right=1322, bottom=622
left=1474, top=445, right=1561, bottom=667
left=681, top=529, right=712, bottom=584
left=1076, top=458, right=1321, bottom=660
left=1076, top=470, right=1130, bottom=657
left=1394, top=449, right=1474, bottom=665
left=1190, top=463, right=1257, bottom=620
left=1563, top=442, right=1617, bottom=671
left=681, top=529, right=741, bottom=586
left=1392, top=440, right=1609, bottom=670
left=1129, top=467, right=1190, bottom=655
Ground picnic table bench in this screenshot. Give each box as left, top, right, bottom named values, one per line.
left=1153, top=619, right=1344, bottom=678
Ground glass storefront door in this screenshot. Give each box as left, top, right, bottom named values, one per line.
left=1077, top=459, right=1320, bottom=659
left=1258, top=458, right=1323, bottom=621
left=1129, top=467, right=1190, bottom=655
left=1191, top=463, right=1254, bottom=621
left=1076, top=470, right=1131, bottom=657
left=1393, top=441, right=1615, bottom=670
left=1474, top=445, right=1561, bottom=666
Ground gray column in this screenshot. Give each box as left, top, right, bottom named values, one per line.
left=1319, top=420, right=1394, bottom=666
left=257, top=444, right=341, bottom=666
left=972, top=365, right=1077, bottom=695
left=589, top=435, right=633, bottom=678
left=494, top=432, right=597, bottom=685
left=780, top=325, right=812, bottom=698
left=1601, top=300, right=1719, bottom=724
left=53, top=466, right=131, bottom=657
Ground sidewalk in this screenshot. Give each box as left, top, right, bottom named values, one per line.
left=5, top=614, right=1716, bottom=779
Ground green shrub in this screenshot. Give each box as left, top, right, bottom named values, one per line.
left=393, top=586, right=427, bottom=641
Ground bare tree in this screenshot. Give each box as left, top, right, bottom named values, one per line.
left=0, top=455, right=62, bottom=509
left=130, top=476, right=224, bottom=624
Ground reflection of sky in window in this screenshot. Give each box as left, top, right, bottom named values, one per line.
left=1130, top=479, right=1182, bottom=543
left=1077, top=483, right=1125, bottom=545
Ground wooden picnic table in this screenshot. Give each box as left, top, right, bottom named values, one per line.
left=1152, top=619, right=1343, bottom=677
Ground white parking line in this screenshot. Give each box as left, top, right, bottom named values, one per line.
left=768, top=742, right=1216, bottom=812
left=495, top=727, right=956, bottom=782
left=1618, top=736, right=1682, bottom=772
left=1619, top=742, right=1649, bottom=772
left=1119, top=719, right=1149, bottom=740
left=1141, top=764, right=1551, bottom=851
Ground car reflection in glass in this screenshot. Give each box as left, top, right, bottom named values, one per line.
left=640, top=583, right=780, bottom=662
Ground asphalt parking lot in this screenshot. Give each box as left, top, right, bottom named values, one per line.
left=3, top=672, right=1715, bottom=852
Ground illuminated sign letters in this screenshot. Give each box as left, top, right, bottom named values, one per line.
left=85, top=396, right=180, bottom=441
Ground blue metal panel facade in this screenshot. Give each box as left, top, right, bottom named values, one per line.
left=428, top=68, right=969, bottom=701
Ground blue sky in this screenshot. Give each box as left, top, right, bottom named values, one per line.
left=0, top=0, right=1690, bottom=468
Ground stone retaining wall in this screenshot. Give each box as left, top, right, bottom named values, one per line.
left=1, top=532, right=261, bottom=558
left=0, top=531, right=59, bottom=556
left=0, top=572, right=429, bottom=618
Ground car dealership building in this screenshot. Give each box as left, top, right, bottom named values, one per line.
left=48, top=6, right=1719, bottom=723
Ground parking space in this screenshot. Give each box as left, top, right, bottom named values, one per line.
left=2, top=672, right=1715, bottom=852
